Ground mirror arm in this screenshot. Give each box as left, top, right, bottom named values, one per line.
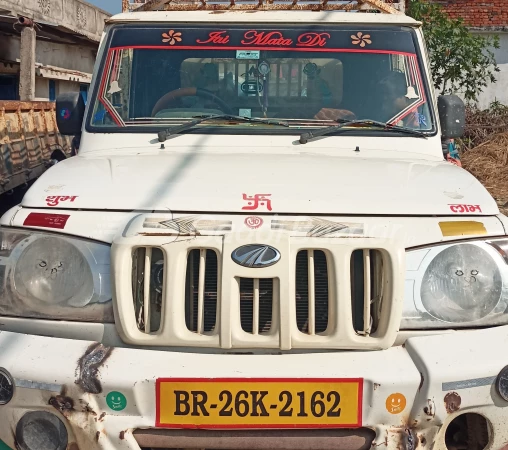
left=441, top=139, right=450, bottom=160
left=71, top=133, right=81, bottom=156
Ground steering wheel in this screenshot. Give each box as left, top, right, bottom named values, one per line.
left=151, top=87, right=234, bottom=116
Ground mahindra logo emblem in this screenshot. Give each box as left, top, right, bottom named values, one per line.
left=231, top=244, right=281, bottom=268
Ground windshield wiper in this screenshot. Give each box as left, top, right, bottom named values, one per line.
left=298, top=119, right=428, bottom=144
left=158, top=114, right=289, bottom=142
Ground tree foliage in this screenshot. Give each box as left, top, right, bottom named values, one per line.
left=407, top=0, right=500, bottom=102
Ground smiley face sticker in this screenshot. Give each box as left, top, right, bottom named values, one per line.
left=386, top=393, right=406, bottom=414
left=106, top=391, right=127, bottom=411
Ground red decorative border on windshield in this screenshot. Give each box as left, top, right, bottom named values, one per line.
left=96, top=44, right=425, bottom=128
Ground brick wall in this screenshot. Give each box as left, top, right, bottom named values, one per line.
left=431, top=0, right=508, bottom=28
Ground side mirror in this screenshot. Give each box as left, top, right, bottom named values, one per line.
left=438, top=95, right=465, bottom=139
left=56, top=92, right=85, bottom=136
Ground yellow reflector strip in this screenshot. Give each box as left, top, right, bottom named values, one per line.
left=439, top=221, right=487, bottom=237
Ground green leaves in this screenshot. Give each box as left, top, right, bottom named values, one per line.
left=408, top=0, right=499, bottom=102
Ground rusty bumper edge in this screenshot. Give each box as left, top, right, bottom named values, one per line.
left=133, top=428, right=376, bottom=450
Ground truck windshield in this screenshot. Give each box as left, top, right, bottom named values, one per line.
left=88, top=24, right=434, bottom=133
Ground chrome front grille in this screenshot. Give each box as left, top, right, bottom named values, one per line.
left=115, top=234, right=403, bottom=350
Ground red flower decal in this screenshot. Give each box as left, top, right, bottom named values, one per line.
left=162, top=30, right=182, bottom=45
left=351, top=32, right=372, bottom=48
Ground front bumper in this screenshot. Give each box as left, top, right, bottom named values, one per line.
left=0, top=327, right=508, bottom=450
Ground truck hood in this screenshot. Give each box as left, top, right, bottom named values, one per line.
left=23, top=152, right=498, bottom=215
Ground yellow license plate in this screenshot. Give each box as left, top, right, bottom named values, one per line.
left=156, top=378, right=363, bottom=428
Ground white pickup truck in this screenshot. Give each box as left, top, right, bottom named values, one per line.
left=1, top=1, right=507, bottom=449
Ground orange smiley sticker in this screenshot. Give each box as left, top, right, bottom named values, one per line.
left=386, top=393, right=407, bottom=414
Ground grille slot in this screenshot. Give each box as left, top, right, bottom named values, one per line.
left=295, top=250, right=329, bottom=335
left=185, top=249, right=218, bottom=334
left=351, top=249, right=384, bottom=335
left=132, top=247, right=164, bottom=333
left=239, top=278, right=274, bottom=334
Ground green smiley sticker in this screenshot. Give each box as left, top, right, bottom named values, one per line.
left=106, top=391, right=127, bottom=411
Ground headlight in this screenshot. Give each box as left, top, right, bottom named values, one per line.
left=0, top=228, right=113, bottom=322
left=403, top=239, right=508, bottom=329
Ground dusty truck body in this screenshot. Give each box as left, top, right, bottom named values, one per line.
left=1, top=1, right=508, bottom=449
left=0, top=101, right=72, bottom=195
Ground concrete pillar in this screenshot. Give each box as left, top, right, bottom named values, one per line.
left=19, top=26, right=36, bottom=101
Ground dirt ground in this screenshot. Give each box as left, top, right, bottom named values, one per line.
left=498, top=201, right=508, bottom=216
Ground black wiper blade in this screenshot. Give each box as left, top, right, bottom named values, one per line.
left=194, top=114, right=290, bottom=127
left=298, top=119, right=428, bottom=144
left=158, top=114, right=289, bottom=142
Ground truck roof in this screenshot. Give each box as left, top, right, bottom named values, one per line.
left=107, top=10, right=420, bottom=26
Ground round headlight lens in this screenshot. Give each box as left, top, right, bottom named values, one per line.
left=13, top=236, right=94, bottom=307
left=421, top=244, right=502, bottom=323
